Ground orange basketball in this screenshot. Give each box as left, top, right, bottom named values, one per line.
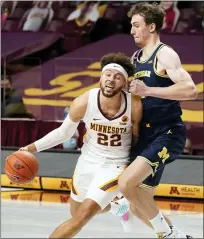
left=4, top=151, right=39, bottom=184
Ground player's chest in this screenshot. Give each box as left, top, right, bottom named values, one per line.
left=134, top=64, right=165, bottom=87
left=88, top=114, right=132, bottom=133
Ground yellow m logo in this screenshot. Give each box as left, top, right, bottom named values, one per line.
left=157, top=233, right=164, bottom=238
left=158, top=147, right=170, bottom=163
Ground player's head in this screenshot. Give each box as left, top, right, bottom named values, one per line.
left=128, top=2, right=165, bottom=47
left=100, top=52, right=134, bottom=98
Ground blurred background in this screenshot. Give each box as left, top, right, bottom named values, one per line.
left=1, top=0, right=204, bottom=154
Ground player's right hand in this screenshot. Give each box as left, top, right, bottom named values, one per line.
left=18, top=147, right=28, bottom=151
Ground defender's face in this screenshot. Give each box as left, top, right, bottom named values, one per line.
left=100, top=69, right=126, bottom=98
left=131, top=14, right=152, bottom=47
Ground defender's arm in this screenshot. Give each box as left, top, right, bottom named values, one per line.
left=148, top=47, right=198, bottom=100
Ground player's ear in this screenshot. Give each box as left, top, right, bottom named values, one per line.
left=123, top=80, right=128, bottom=91
left=149, top=23, right=156, bottom=33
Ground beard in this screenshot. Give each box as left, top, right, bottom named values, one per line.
left=100, top=82, right=124, bottom=98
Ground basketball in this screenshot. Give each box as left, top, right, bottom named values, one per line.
left=4, top=151, right=39, bottom=184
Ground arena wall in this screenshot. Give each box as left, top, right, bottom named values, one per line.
left=1, top=148, right=203, bottom=199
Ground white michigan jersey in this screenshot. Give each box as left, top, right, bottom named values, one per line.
left=81, top=88, right=132, bottom=164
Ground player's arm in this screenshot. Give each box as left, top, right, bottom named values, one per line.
left=131, top=94, right=143, bottom=147
left=20, top=92, right=89, bottom=153
left=148, top=47, right=198, bottom=100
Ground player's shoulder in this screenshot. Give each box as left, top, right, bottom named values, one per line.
left=72, top=88, right=99, bottom=107
left=157, top=44, right=180, bottom=68
left=131, top=94, right=142, bottom=107
left=158, top=44, right=179, bottom=59
left=72, top=91, right=89, bottom=109
left=89, top=87, right=100, bottom=95
left=131, top=94, right=143, bottom=121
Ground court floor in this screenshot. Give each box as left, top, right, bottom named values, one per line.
left=1, top=188, right=203, bottom=238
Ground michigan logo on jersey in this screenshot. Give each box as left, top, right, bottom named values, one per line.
left=134, top=70, right=151, bottom=78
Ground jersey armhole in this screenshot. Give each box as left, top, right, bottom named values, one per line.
left=153, top=45, right=170, bottom=78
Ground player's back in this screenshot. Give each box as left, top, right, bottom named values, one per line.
left=82, top=88, right=132, bottom=164
left=132, top=43, right=182, bottom=126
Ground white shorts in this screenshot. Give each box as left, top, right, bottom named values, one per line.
left=70, top=154, right=127, bottom=209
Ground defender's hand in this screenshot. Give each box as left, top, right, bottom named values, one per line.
left=129, top=79, right=150, bottom=97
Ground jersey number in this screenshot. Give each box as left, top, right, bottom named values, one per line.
left=97, top=133, right=121, bottom=147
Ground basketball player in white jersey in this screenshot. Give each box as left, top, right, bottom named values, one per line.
left=19, top=52, right=143, bottom=238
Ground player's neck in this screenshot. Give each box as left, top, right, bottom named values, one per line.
left=100, top=92, right=122, bottom=109
left=142, top=36, right=160, bottom=59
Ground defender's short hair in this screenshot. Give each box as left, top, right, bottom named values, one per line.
left=128, top=2, right=165, bottom=33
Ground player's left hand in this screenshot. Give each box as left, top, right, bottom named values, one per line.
left=129, top=79, right=150, bottom=96
left=18, top=146, right=28, bottom=152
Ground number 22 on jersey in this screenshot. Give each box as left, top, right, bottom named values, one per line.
left=97, top=133, right=121, bottom=147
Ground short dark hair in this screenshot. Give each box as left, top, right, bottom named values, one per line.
left=127, top=2, right=165, bottom=33
left=100, top=52, right=135, bottom=77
